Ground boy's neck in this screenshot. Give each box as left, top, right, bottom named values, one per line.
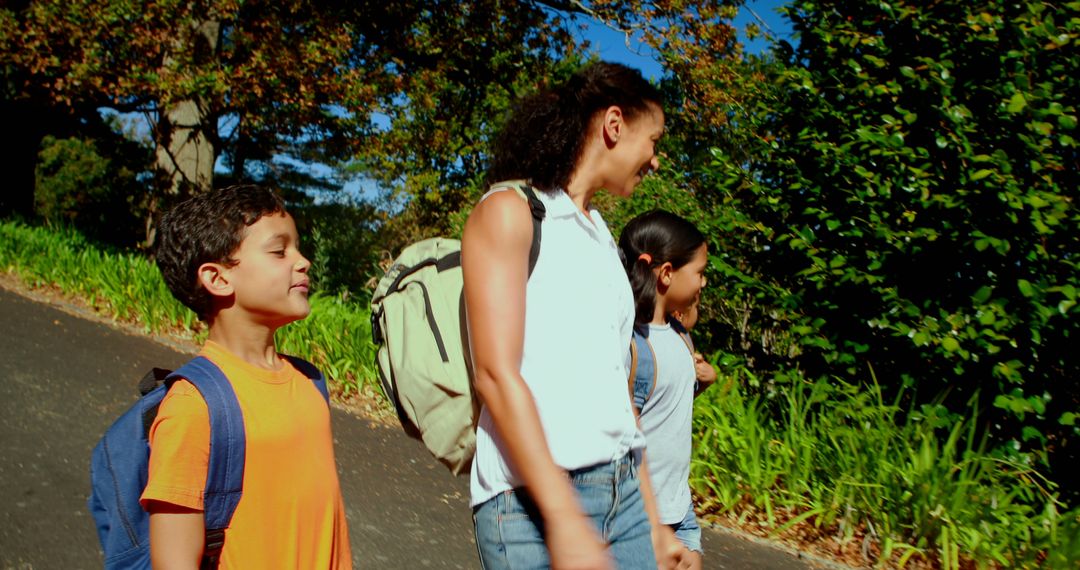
left=206, top=314, right=283, bottom=370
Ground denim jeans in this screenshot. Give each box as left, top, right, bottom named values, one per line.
left=668, top=503, right=702, bottom=554
left=473, top=453, right=656, bottom=569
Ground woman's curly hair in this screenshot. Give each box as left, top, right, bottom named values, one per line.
left=486, top=61, right=663, bottom=193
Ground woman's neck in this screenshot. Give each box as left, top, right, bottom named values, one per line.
left=565, top=140, right=608, bottom=215
left=564, top=178, right=597, bottom=215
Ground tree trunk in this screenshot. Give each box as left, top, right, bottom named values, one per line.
left=146, top=18, right=221, bottom=248
left=154, top=97, right=217, bottom=197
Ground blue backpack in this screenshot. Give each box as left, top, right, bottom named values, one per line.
left=628, top=321, right=694, bottom=413
left=88, top=355, right=328, bottom=570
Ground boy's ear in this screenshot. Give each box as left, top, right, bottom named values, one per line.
left=197, top=262, right=234, bottom=298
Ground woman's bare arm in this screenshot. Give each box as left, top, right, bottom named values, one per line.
left=462, top=190, right=612, bottom=570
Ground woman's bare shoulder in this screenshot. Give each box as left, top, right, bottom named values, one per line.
left=465, top=188, right=534, bottom=243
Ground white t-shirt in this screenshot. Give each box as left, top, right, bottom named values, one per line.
left=636, top=323, right=695, bottom=524
left=469, top=187, right=645, bottom=507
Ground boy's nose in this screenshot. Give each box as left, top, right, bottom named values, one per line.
left=295, top=254, right=311, bottom=272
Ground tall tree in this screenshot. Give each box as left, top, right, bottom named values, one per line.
left=1, top=0, right=375, bottom=241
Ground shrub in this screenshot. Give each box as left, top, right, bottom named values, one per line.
left=34, top=131, right=150, bottom=247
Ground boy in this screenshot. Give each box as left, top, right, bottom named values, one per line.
left=141, top=185, right=352, bottom=569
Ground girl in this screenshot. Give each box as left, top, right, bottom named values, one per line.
left=462, top=62, right=683, bottom=570
left=619, top=210, right=711, bottom=569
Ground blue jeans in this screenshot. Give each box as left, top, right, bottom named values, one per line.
left=668, top=503, right=702, bottom=554
left=473, top=453, right=656, bottom=569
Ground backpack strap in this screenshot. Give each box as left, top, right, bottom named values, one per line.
left=490, top=180, right=546, bottom=276
left=281, top=354, right=330, bottom=404
left=670, top=317, right=695, bottom=354
left=627, top=327, right=658, bottom=413
left=166, top=357, right=245, bottom=567
left=669, top=317, right=701, bottom=393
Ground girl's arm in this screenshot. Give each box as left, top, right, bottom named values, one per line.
left=692, top=353, right=717, bottom=398
left=462, top=190, right=613, bottom=570
left=636, top=450, right=687, bottom=569
left=147, top=502, right=204, bottom=570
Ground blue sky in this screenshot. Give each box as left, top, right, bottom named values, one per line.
left=581, top=0, right=794, bottom=79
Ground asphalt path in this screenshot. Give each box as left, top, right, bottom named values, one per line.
left=0, top=286, right=824, bottom=569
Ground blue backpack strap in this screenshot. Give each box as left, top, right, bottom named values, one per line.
left=670, top=317, right=695, bottom=353
left=628, top=327, right=658, bottom=413
left=281, top=354, right=330, bottom=404
left=166, top=357, right=245, bottom=532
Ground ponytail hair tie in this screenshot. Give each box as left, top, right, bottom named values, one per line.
left=638, top=253, right=653, bottom=265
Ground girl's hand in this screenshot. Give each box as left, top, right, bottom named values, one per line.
left=546, top=513, right=614, bottom=570
left=693, top=353, right=717, bottom=387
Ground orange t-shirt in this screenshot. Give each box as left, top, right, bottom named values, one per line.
left=140, top=341, right=352, bottom=569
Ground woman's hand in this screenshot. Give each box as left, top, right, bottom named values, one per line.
left=651, top=524, right=684, bottom=569
left=547, top=512, right=614, bottom=570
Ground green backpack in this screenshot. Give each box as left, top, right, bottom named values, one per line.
left=370, top=181, right=545, bottom=474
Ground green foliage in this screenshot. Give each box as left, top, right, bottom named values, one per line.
left=0, top=219, right=378, bottom=395
left=2, top=0, right=599, bottom=232
left=695, top=0, right=1079, bottom=498
left=34, top=132, right=149, bottom=247
left=691, top=368, right=1079, bottom=567
left=290, top=201, right=383, bottom=296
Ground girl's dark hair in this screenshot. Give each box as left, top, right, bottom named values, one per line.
left=486, top=61, right=663, bottom=193
left=618, top=210, right=705, bottom=325
left=155, top=185, right=287, bottom=321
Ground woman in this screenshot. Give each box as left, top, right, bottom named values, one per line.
left=462, top=61, right=682, bottom=570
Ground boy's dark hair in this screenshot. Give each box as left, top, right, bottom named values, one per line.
left=156, top=185, right=287, bottom=321
left=619, top=210, right=705, bottom=325
left=486, top=61, right=663, bottom=193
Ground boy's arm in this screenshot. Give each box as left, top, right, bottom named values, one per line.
left=148, top=502, right=204, bottom=570
left=140, top=382, right=213, bottom=570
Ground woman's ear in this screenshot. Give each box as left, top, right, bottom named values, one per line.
left=197, top=262, right=234, bottom=298
left=602, top=105, right=624, bottom=146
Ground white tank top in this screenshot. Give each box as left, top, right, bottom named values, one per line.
left=469, top=187, right=645, bottom=507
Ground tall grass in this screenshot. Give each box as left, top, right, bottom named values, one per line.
left=692, top=368, right=1080, bottom=568
left=0, top=219, right=377, bottom=394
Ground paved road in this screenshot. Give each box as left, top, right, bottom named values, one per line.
left=0, top=286, right=823, bottom=569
